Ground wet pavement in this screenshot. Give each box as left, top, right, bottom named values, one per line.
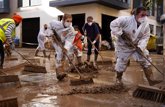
left=0, top=48, right=165, bottom=107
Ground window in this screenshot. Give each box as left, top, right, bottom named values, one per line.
left=118, top=0, right=128, bottom=3
left=0, top=0, right=4, bottom=8
left=18, top=0, right=42, bottom=7
left=0, top=0, right=9, bottom=13
left=156, top=26, right=162, bottom=37
left=148, top=0, right=155, bottom=16
left=149, top=24, right=154, bottom=34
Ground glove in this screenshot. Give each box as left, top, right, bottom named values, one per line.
left=62, top=47, right=67, bottom=54
left=121, top=31, right=133, bottom=47
left=121, top=31, right=131, bottom=41
left=92, top=40, right=96, bottom=45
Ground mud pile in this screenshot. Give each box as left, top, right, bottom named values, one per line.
left=68, top=62, right=98, bottom=74
left=68, top=84, right=129, bottom=95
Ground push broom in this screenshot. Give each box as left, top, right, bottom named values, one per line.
left=122, top=33, right=165, bottom=103
left=52, top=29, right=94, bottom=86
left=14, top=49, right=47, bottom=73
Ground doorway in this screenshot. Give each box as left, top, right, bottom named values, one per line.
left=72, top=13, right=85, bottom=34
left=101, top=14, right=116, bottom=49
left=22, top=17, right=40, bottom=48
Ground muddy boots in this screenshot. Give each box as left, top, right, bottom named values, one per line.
left=56, top=66, right=67, bottom=81
left=85, top=55, right=90, bottom=65
left=43, top=50, right=47, bottom=57
left=93, top=54, right=98, bottom=69
left=35, top=49, right=39, bottom=56
left=77, top=56, right=82, bottom=66
left=116, top=72, right=123, bottom=85
left=0, top=64, right=3, bottom=69
left=143, top=67, right=162, bottom=86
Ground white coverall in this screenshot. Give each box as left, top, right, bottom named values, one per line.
left=36, top=28, right=51, bottom=51
left=110, top=15, right=151, bottom=72
left=49, top=20, right=76, bottom=67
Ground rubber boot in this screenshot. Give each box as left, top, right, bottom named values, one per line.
left=43, top=50, right=47, bottom=57
left=143, top=67, right=162, bottom=86
left=56, top=66, right=67, bottom=81
left=93, top=54, right=98, bottom=69
left=0, top=65, right=3, bottom=69
left=116, top=72, right=123, bottom=85
left=127, top=59, right=130, bottom=66
left=77, top=56, right=82, bottom=66
left=85, top=55, right=90, bottom=65
left=35, top=49, right=39, bottom=56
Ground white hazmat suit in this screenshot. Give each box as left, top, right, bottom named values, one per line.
left=110, top=15, right=151, bottom=72
left=37, top=28, right=51, bottom=51
left=49, top=20, right=76, bottom=68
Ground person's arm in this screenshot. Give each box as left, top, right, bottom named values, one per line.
left=39, top=29, right=47, bottom=37
left=110, top=16, right=127, bottom=37
left=82, top=24, right=86, bottom=35
left=5, top=23, right=15, bottom=43
left=137, top=24, right=150, bottom=52
left=92, top=23, right=100, bottom=44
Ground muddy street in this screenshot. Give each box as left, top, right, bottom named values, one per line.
left=0, top=48, right=164, bottom=107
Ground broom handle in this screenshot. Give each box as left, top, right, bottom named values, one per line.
left=0, top=70, right=7, bottom=75
left=14, top=49, right=33, bottom=65
left=124, top=36, right=164, bottom=76
left=52, top=30, right=82, bottom=77
left=87, top=37, right=104, bottom=64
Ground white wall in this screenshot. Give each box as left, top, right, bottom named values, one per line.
left=0, top=1, right=162, bottom=44
left=2, top=0, right=64, bottom=45
left=57, top=3, right=161, bottom=35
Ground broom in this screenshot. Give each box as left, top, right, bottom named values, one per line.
left=52, top=29, right=94, bottom=86
left=133, top=84, right=165, bottom=103
left=0, top=97, right=18, bottom=107
left=0, top=70, right=20, bottom=87
left=122, top=33, right=165, bottom=102
left=14, top=49, right=47, bottom=73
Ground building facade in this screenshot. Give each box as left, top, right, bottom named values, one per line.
left=0, top=0, right=164, bottom=47
left=0, top=0, right=63, bottom=47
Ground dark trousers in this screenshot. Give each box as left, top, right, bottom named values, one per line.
left=0, top=40, right=4, bottom=67
left=87, top=39, right=99, bottom=56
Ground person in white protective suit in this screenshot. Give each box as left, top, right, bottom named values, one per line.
left=49, top=14, right=77, bottom=81
left=35, top=24, right=51, bottom=57
left=110, top=7, right=161, bottom=86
